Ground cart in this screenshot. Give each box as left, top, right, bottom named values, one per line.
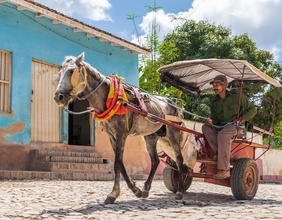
left=154, top=59, right=281, bottom=200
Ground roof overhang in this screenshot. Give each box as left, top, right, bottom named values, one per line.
left=0, top=0, right=151, bottom=55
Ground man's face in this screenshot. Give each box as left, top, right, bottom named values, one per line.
left=212, top=80, right=227, bottom=95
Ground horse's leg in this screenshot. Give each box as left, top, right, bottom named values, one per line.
left=105, top=135, right=142, bottom=204
left=104, top=134, right=125, bottom=204
left=168, top=129, right=184, bottom=200
left=174, top=146, right=184, bottom=200
left=142, top=134, right=160, bottom=198
left=105, top=142, right=122, bottom=204
left=119, top=163, right=142, bottom=198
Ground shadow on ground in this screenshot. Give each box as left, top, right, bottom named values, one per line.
left=41, top=190, right=282, bottom=216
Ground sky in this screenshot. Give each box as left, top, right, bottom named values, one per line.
left=35, top=0, right=282, bottom=63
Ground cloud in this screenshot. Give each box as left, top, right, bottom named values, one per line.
left=34, top=0, right=282, bottom=62
left=138, top=0, right=282, bottom=61
left=188, top=0, right=282, bottom=49
left=134, top=10, right=188, bottom=46
left=36, top=0, right=112, bottom=21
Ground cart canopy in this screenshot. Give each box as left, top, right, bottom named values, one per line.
left=158, top=59, right=282, bottom=95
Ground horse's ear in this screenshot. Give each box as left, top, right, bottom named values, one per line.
left=76, top=52, right=85, bottom=66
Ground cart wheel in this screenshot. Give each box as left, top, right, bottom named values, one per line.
left=163, top=166, right=193, bottom=193
left=231, top=158, right=259, bottom=200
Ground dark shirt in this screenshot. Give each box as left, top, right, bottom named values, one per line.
left=210, top=91, right=257, bottom=126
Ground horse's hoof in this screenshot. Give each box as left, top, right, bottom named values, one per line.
left=133, top=187, right=142, bottom=198
left=142, top=190, right=149, bottom=198
left=175, top=192, right=183, bottom=200
left=104, top=195, right=116, bottom=204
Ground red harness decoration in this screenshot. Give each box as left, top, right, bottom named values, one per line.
left=93, top=76, right=128, bottom=121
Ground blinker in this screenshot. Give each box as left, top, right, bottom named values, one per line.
left=71, top=67, right=81, bottom=87
left=69, top=65, right=87, bottom=96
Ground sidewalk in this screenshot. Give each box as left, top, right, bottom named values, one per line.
left=0, top=180, right=281, bottom=219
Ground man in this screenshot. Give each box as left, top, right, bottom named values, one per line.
left=202, top=75, right=257, bottom=179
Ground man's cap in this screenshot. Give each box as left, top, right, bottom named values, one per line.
left=210, top=75, right=228, bottom=84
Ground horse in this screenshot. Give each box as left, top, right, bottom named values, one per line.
left=53, top=52, right=195, bottom=204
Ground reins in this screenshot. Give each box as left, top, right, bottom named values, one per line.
left=62, top=62, right=210, bottom=123
left=63, top=107, right=94, bottom=115
left=77, top=76, right=106, bottom=101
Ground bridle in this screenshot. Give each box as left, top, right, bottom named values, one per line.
left=64, top=63, right=106, bottom=100
left=60, top=63, right=106, bottom=115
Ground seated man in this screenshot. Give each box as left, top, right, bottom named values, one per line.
left=202, top=75, right=257, bottom=179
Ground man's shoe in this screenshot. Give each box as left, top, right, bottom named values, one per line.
left=213, top=170, right=230, bottom=179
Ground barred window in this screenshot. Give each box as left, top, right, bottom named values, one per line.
left=0, top=50, right=11, bottom=113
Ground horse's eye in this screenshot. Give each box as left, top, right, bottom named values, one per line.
left=69, top=69, right=74, bottom=74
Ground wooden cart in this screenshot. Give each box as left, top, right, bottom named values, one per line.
left=155, top=59, right=281, bottom=200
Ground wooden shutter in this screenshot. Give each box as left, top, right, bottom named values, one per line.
left=0, top=50, right=11, bottom=113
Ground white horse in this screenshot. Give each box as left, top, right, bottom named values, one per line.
left=53, top=53, right=196, bottom=203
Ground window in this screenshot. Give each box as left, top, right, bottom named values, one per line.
left=0, top=50, right=11, bottom=113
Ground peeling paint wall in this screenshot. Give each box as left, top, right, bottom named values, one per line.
left=0, top=122, right=25, bottom=144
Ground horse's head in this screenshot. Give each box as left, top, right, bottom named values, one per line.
left=53, top=52, right=87, bottom=107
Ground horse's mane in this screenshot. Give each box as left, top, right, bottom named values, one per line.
left=83, top=62, right=103, bottom=80
left=62, top=56, right=76, bottom=66
left=62, top=56, right=103, bottom=80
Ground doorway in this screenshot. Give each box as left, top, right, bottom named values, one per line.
left=68, top=99, right=91, bottom=145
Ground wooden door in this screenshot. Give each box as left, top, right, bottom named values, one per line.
left=31, top=60, right=61, bottom=142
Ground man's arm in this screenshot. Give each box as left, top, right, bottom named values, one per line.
left=240, top=93, right=257, bottom=122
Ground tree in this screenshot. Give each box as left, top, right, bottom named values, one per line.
left=140, top=20, right=282, bottom=147
left=139, top=1, right=162, bottom=94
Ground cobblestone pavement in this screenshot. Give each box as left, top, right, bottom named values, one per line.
left=0, top=179, right=281, bottom=220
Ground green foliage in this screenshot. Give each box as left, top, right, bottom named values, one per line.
left=139, top=59, right=161, bottom=94
left=273, top=146, right=282, bottom=150
left=158, top=40, right=179, bottom=65
left=265, top=120, right=282, bottom=149
left=139, top=19, right=282, bottom=147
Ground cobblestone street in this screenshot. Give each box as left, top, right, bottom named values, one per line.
left=0, top=179, right=281, bottom=220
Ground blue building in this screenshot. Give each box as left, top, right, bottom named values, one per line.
left=0, top=0, right=150, bottom=171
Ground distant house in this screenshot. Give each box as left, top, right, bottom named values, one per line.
left=0, top=0, right=150, bottom=172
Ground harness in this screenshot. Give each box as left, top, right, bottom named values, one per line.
left=64, top=64, right=162, bottom=125
left=93, top=76, right=129, bottom=121
left=66, top=63, right=129, bottom=120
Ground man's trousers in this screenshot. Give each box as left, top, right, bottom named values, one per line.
left=202, top=124, right=237, bottom=171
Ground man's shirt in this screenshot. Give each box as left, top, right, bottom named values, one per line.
left=210, top=91, right=257, bottom=126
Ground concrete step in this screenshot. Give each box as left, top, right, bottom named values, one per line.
left=41, top=155, right=107, bottom=164
left=0, top=170, right=114, bottom=181
left=0, top=170, right=163, bottom=181
left=30, top=149, right=103, bottom=158
left=29, top=149, right=111, bottom=173
left=41, top=162, right=111, bottom=172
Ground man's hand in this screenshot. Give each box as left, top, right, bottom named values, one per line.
left=237, top=118, right=246, bottom=125
left=205, top=118, right=213, bottom=126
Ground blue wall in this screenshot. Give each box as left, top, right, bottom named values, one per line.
left=0, top=2, right=139, bottom=144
